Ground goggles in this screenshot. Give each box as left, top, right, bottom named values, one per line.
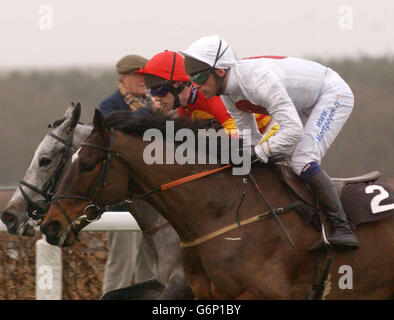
left=189, top=69, right=212, bottom=85
left=150, top=86, right=170, bottom=97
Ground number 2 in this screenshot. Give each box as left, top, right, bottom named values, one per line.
left=365, top=185, right=394, bottom=214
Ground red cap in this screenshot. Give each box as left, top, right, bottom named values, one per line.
left=136, top=50, right=190, bottom=82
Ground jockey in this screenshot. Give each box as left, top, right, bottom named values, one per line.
left=136, top=50, right=272, bottom=135
left=179, top=35, right=359, bottom=251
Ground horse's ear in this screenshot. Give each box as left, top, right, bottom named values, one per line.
left=70, top=102, right=81, bottom=129
left=60, top=102, right=81, bottom=133
left=93, top=109, right=108, bottom=137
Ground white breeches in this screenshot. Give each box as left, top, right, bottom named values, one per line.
left=291, top=68, right=354, bottom=175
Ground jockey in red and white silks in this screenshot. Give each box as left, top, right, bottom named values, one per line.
left=180, top=35, right=359, bottom=251
left=182, top=37, right=354, bottom=174
left=224, top=56, right=355, bottom=175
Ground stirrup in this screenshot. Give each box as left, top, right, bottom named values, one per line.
left=309, top=239, right=359, bottom=253
left=308, top=220, right=333, bottom=253
left=308, top=234, right=359, bottom=252
left=308, top=239, right=329, bottom=253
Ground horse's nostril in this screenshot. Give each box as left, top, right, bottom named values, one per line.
left=40, top=220, right=61, bottom=239
left=1, top=211, right=17, bottom=225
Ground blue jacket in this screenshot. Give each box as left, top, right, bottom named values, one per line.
left=133, top=105, right=154, bottom=117
left=98, top=90, right=130, bottom=116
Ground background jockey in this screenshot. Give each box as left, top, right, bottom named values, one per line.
left=136, top=50, right=272, bottom=135
left=179, top=35, right=359, bottom=251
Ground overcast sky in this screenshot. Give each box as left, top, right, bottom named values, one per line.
left=1, top=0, right=393, bottom=69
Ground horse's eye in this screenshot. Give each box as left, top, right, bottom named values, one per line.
left=39, top=157, right=52, bottom=167
left=79, top=159, right=96, bottom=173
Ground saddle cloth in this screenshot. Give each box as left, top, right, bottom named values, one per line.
left=277, top=165, right=394, bottom=229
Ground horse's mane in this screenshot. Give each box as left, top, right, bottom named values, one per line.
left=104, top=110, right=214, bottom=136
left=102, top=110, right=244, bottom=162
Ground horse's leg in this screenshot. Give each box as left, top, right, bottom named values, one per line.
left=159, top=269, right=194, bottom=300
left=140, top=218, right=195, bottom=299
left=325, top=217, right=394, bottom=299
left=181, top=247, right=218, bottom=299
left=128, top=200, right=194, bottom=299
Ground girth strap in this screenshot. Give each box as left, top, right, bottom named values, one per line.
left=180, top=200, right=302, bottom=248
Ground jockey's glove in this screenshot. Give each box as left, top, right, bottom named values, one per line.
left=254, top=141, right=269, bottom=163
left=253, top=121, right=279, bottom=163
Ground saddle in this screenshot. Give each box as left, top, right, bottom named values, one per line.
left=277, top=165, right=394, bottom=229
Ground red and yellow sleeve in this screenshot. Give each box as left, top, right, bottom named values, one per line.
left=255, top=114, right=271, bottom=133
left=190, top=110, right=214, bottom=120
left=189, top=90, right=272, bottom=136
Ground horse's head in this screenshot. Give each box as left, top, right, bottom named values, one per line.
left=0, top=102, right=82, bottom=236
left=40, top=110, right=135, bottom=246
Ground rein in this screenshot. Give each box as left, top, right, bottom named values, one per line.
left=128, top=164, right=232, bottom=201
left=52, top=128, right=134, bottom=240
left=53, top=125, right=232, bottom=244
left=52, top=128, right=137, bottom=244
left=129, top=160, right=300, bottom=248
left=53, top=129, right=300, bottom=248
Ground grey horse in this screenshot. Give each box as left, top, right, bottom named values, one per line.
left=0, top=103, right=193, bottom=300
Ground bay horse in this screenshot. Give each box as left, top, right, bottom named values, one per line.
left=41, top=109, right=393, bottom=299
left=0, top=103, right=193, bottom=300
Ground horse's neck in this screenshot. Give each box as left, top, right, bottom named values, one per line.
left=72, top=124, right=92, bottom=148
left=133, top=162, right=235, bottom=241
left=127, top=199, right=168, bottom=232
left=120, top=134, right=290, bottom=242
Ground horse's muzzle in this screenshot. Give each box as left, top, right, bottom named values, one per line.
left=1, top=210, right=18, bottom=233
left=0, top=210, right=35, bottom=236
left=40, top=220, right=62, bottom=245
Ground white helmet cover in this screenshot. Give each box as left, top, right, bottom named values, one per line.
left=179, top=35, right=236, bottom=69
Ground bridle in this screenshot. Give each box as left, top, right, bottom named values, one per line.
left=19, top=131, right=76, bottom=222
left=51, top=128, right=136, bottom=244
left=48, top=126, right=231, bottom=245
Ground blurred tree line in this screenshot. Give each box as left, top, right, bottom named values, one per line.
left=0, top=57, right=393, bottom=186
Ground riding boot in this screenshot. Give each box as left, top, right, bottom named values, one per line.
left=308, top=169, right=359, bottom=251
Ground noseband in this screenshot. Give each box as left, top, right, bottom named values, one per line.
left=19, top=131, right=76, bottom=222
left=51, top=128, right=136, bottom=243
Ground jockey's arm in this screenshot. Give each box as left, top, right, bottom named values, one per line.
left=204, top=96, right=239, bottom=135
left=218, top=114, right=271, bottom=136
left=220, top=97, right=263, bottom=148
left=223, top=68, right=304, bottom=161
left=249, top=69, right=304, bottom=157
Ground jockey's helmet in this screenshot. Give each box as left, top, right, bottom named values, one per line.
left=179, top=35, right=236, bottom=95
left=136, top=51, right=190, bottom=107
